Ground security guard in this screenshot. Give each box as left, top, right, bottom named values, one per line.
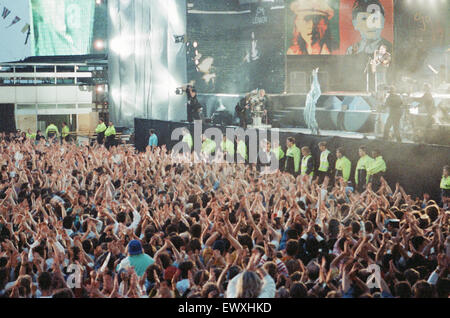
left=317, top=141, right=334, bottom=184
left=300, top=146, right=314, bottom=178
left=367, top=149, right=387, bottom=192
left=335, top=147, right=351, bottom=184
left=61, top=122, right=70, bottom=142
left=236, top=136, right=248, bottom=163
left=201, top=135, right=216, bottom=159
left=440, top=165, right=450, bottom=206
left=26, top=129, right=36, bottom=140
left=45, top=123, right=59, bottom=140
left=181, top=128, right=193, bottom=152
left=270, top=139, right=285, bottom=171
left=285, top=137, right=300, bottom=176
left=221, top=135, right=235, bottom=162
left=355, top=146, right=374, bottom=193
left=104, top=121, right=116, bottom=149
left=95, top=119, right=107, bottom=144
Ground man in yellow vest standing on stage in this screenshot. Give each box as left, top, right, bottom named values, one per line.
left=181, top=128, right=193, bottom=152
left=26, top=129, right=36, bottom=140
left=300, top=146, right=314, bottom=181
left=95, top=119, right=107, bottom=145
left=104, top=121, right=116, bottom=149
left=355, top=146, right=373, bottom=193
left=367, top=149, right=387, bottom=192
left=317, top=141, right=334, bottom=185
left=285, top=137, right=300, bottom=176
left=236, top=135, right=248, bottom=164
left=61, top=122, right=70, bottom=143
left=201, top=134, right=216, bottom=160
left=440, top=165, right=450, bottom=208
left=270, top=139, right=285, bottom=171
left=221, top=135, right=235, bottom=163
left=335, top=147, right=351, bottom=185
left=45, top=123, right=59, bottom=140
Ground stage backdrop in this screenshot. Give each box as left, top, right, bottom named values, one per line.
left=108, top=0, right=187, bottom=127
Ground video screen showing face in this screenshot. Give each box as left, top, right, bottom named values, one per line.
left=286, top=0, right=393, bottom=56
left=30, top=0, right=106, bottom=56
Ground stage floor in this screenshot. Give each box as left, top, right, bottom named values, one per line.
left=218, top=125, right=425, bottom=144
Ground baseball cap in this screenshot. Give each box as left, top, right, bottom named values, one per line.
left=128, top=240, right=143, bottom=256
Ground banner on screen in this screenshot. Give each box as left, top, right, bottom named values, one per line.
left=286, top=0, right=394, bottom=56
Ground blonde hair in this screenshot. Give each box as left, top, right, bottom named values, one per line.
left=236, top=271, right=262, bottom=298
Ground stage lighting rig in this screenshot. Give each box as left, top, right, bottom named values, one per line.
left=174, top=35, right=185, bottom=43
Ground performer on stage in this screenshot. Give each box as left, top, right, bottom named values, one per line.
left=235, top=94, right=251, bottom=129
left=383, top=86, right=403, bottom=142
left=259, top=89, right=273, bottom=125
left=186, top=86, right=202, bottom=123
left=304, top=68, right=321, bottom=135
left=371, top=44, right=391, bottom=91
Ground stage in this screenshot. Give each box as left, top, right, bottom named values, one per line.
left=196, top=89, right=450, bottom=141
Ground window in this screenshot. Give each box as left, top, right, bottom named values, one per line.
left=57, top=104, right=76, bottom=110
left=35, top=78, right=56, bottom=85
left=56, top=78, right=75, bottom=85
left=14, top=65, right=34, bottom=73
left=0, top=66, right=13, bottom=73
left=17, top=104, right=36, bottom=111
left=15, top=77, right=35, bottom=85
left=38, top=104, right=57, bottom=110
left=0, top=77, right=15, bottom=85
left=36, top=65, right=55, bottom=72
left=56, top=65, right=75, bottom=73
left=78, top=103, right=93, bottom=109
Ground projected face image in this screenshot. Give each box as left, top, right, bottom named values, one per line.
left=287, top=0, right=335, bottom=55
left=354, top=11, right=384, bottom=41
left=31, top=0, right=96, bottom=56
left=346, top=0, right=392, bottom=55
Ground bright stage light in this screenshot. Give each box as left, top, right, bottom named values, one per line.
left=110, top=37, right=133, bottom=58
left=96, top=0, right=102, bottom=5
left=96, top=85, right=104, bottom=93
left=94, top=39, right=105, bottom=51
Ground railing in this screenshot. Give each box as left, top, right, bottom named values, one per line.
left=0, top=63, right=107, bottom=86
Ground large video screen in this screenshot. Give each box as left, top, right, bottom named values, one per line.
left=30, top=0, right=107, bottom=56
left=286, top=0, right=394, bottom=55
left=186, top=0, right=285, bottom=94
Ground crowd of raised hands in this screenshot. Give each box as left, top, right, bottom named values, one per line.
left=0, top=137, right=448, bottom=298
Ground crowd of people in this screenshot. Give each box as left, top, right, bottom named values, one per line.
left=0, top=130, right=448, bottom=298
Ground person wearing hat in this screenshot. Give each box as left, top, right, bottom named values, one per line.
left=287, top=0, right=336, bottom=55
left=116, top=240, right=154, bottom=278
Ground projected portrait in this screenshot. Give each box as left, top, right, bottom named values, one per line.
left=287, top=0, right=338, bottom=55
left=31, top=0, right=96, bottom=56
left=346, top=0, right=393, bottom=55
